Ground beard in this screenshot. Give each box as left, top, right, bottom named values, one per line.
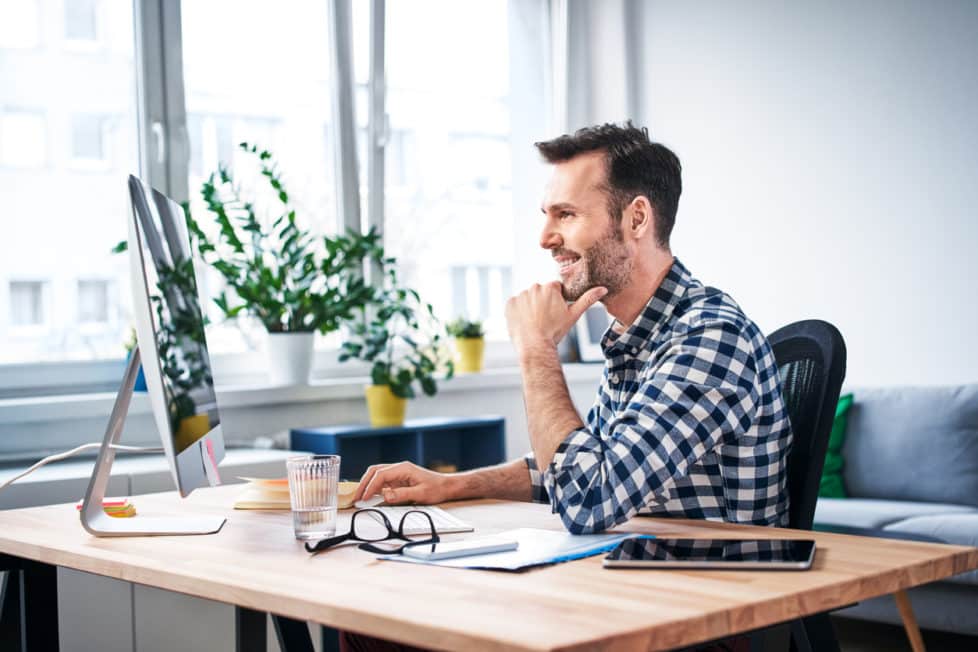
left=558, top=224, right=633, bottom=301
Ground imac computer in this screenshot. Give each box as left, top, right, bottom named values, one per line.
left=80, top=175, right=227, bottom=537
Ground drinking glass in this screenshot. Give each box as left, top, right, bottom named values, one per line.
left=286, top=455, right=340, bottom=540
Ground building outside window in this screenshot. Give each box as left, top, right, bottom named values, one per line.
left=0, top=0, right=137, bottom=366
left=77, top=279, right=111, bottom=324
left=64, top=0, right=98, bottom=42
left=9, top=281, right=46, bottom=327
left=70, top=114, right=107, bottom=162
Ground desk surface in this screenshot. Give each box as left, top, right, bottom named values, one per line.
left=1, top=485, right=976, bottom=652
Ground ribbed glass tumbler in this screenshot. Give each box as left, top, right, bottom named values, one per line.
left=286, top=454, right=340, bottom=540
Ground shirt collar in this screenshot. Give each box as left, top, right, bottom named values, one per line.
left=600, top=257, right=694, bottom=357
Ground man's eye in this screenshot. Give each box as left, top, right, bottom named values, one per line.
left=559, top=211, right=574, bottom=219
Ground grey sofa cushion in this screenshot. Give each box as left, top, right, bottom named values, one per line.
left=884, top=513, right=978, bottom=586
left=842, top=385, right=978, bottom=506
left=813, top=497, right=975, bottom=529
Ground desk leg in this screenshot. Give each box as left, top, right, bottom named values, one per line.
left=272, top=615, right=314, bottom=652
left=236, top=606, right=267, bottom=652
left=0, top=558, right=60, bottom=652
left=791, top=614, right=839, bottom=652
left=0, top=571, right=22, bottom=649
left=894, top=590, right=927, bottom=652
left=21, top=560, right=58, bottom=651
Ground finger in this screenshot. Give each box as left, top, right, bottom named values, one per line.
left=361, top=461, right=414, bottom=502
left=354, top=464, right=388, bottom=501
left=359, top=466, right=399, bottom=502
left=568, top=286, right=608, bottom=321
left=383, top=484, right=427, bottom=505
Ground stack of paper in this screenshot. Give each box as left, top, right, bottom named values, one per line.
left=233, top=477, right=360, bottom=510
left=234, top=477, right=291, bottom=510
left=75, top=498, right=137, bottom=518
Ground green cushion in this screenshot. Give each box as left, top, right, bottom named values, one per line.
left=819, top=393, right=854, bottom=498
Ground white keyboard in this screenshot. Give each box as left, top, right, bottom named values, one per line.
left=366, top=505, right=474, bottom=535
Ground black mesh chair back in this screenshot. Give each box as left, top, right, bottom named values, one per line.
left=768, top=320, right=847, bottom=531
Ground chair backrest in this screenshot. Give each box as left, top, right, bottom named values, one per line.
left=768, top=320, right=847, bottom=530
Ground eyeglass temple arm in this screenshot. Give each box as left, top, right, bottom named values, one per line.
left=304, top=532, right=352, bottom=553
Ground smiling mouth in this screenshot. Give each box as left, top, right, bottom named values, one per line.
left=555, top=255, right=581, bottom=275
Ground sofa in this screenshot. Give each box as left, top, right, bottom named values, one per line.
left=812, top=384, right=978, bottom=636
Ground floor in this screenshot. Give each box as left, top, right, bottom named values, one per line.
left=832, top=616, right=978, bottom=652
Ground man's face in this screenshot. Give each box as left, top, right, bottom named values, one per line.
left=540, top=151, right=632, bottom=301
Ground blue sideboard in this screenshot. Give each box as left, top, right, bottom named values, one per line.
left=289, top=415, right=506, bottom=480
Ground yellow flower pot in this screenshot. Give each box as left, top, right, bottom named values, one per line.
left=455, top=336, right=485, bottom=373
left=364, top=384, right=407, bottom=427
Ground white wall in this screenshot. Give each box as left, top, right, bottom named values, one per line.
left=634, top=0, right=978, bottom=386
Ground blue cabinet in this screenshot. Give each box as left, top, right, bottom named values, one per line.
left=290, top=416, right=506, bottom=481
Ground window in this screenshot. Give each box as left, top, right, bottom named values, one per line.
left=9, top=281, right=46, bottom=327
left=451, top=265, right=513, bottom=333
left=0, top=0, right=552, bottom=396
left=382, top=0, right=517, bottom=340
left=70, top=114, right=107, bottom=162
left=0, top=111, right=47, bottom=168
left=181, top=0, right=339, bottom=355
left=64, top=0, right=98, bottom=42
left=0, top=0, right=137, bottom=367
left=78, top=279, right=111, bottom=324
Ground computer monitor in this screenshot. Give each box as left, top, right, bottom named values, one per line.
left=79, top=176, right=227, bottom=537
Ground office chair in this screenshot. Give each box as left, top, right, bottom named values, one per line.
left=768, top=319, right=847, bottom=652
left=769, top=319, right=847, bottom=531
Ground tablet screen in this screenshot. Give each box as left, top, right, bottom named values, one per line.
left=604, top=538, right=816, bottom=567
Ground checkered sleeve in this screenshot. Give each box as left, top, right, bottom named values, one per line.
left=542, top=319, right=762, bottom=534
left=523, top=452, right=550, bottom=503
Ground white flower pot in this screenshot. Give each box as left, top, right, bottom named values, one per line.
left=266, top=332, right=315, bottom=385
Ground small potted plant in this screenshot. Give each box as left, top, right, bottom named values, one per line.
left=447, top=317, right=485, bottom=374
left=339, top=265, right=454, bottom=427
left=185, top=143, right=385, bottom=385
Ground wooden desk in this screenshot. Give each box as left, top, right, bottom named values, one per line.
left=0, top=484, right=976, bottom=651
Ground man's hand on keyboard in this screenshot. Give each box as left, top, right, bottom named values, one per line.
left=354, top=461, right=457, bottom=506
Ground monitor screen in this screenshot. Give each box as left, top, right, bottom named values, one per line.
left=128, top=175, right=224, bottom=495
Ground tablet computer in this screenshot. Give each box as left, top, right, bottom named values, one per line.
left=603, top=537, right=816, bottom=570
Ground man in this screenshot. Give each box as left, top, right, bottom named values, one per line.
left=353, top=122, right=792, bottom=534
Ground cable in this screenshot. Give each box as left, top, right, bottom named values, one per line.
left=0, top=443, right=164, bottom=492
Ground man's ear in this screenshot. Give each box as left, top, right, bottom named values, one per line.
left=626, top=195, right=654, bottom=240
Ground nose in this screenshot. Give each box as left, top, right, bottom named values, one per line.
left=539, top=218, right=561, bottom=251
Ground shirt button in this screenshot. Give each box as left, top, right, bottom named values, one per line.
left=610, top=374, right=621, bottom=384
left=630, top=347, right=638, bottom=355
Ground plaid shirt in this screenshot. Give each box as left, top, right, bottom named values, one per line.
left=525, top=258, right=792, bottom=534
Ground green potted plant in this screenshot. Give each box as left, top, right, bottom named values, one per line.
left=339, top=264, right=454, bottom=427
left=185, top=143, right=385, bottom=385
left=446, top=317, right=486, bottom=373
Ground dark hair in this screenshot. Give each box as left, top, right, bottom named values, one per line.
left=534, top=122, right=682, bottom=247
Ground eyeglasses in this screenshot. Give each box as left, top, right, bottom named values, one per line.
left=304, top=508, right=440, bottom=554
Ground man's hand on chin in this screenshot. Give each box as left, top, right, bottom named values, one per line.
left=506, top=281, right=603, bottom=469
left=505, top=281, right=607, bottom=357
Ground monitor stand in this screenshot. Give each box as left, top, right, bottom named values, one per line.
left=80, top=347, right=227, bottom=537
